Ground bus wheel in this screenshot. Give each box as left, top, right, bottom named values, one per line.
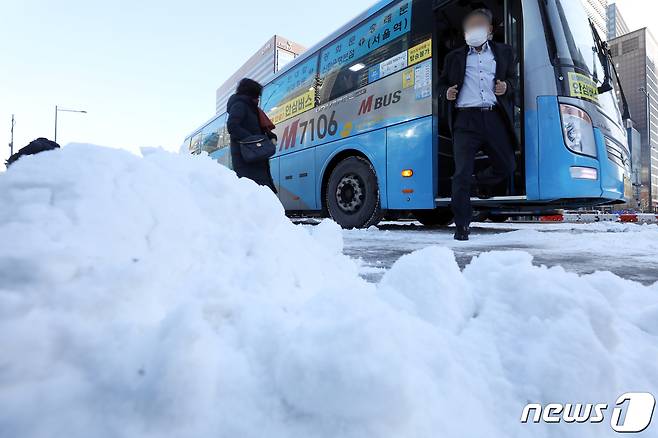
left=326, top=156, right=383, bottom=229
left=414, top=209, right=454, bottom=227
left=490, top=215, right=510, bottom=223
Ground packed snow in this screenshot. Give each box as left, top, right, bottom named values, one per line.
left=342, top=221, right=658, bottom=284
left=1, top=145, right=657, bottom=438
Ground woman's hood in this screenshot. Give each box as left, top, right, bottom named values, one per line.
left=227, top=94, right=255, bottom=113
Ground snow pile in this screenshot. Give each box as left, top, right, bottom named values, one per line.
left=1, top=145, right=657, bottom=438
left=585, top=221, right=658, bottom=233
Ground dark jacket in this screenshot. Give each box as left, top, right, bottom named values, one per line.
left=438, top=41, right=517, bottom=136
left=227, top=94, right=277, bottom=193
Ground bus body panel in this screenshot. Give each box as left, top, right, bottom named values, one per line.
left=537, top=96, right=602, bottom=200
left=597, top=129, right=629, bottom=201
left=521, top=0, right=559, bottom=106
left=270, top=156, right=281, bottom=195
left=524, top=108, right=541, bottom=200
left=522, top=0, right=559, bottom=203
left=386, top=115, right=435, bottom=209
left=278, top=148, right=318, bottom=210
left=315, top=129, right=389, bottom=210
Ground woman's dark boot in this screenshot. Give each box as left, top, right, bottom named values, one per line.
left=454, top=225, right=470, bottom=241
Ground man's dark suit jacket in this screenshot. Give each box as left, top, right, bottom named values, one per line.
left=437, top=41, right=517, bottom=136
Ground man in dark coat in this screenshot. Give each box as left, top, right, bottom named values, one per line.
left=227, top=78, right=277, bottom=193
left=6, top=138, right=60, bottom=168
left=438, top=8, right=517, bottom=241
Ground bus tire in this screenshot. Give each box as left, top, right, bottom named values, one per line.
left=326, top=156, right=383, bottom=229
left=414, top=209, right=454, bottom=227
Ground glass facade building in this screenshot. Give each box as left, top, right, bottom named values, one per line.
left=582, top=0, right=609, bottom=40
left=610, top=28, right=658, bottom=211
left=607, top=2, right=630, bottom=40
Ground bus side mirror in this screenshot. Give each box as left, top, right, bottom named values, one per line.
left=598, top=81, right=613, bottom=95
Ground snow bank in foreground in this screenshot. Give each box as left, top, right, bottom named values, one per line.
left=0, top=145, right=657, bottom=438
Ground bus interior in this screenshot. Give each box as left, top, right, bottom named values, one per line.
left=432, top=0, right=525, bottom=201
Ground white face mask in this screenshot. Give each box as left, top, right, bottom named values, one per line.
left=465, top=27, right=489, bottom=47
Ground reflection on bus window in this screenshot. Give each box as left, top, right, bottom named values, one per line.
left=262, top=55, right=318, bottom=122
left=546, top=0, right=623, bottom=125
left=217, top=116, right=230, bottom=150
left=201, top=116, right=224, bottom=154
left=320, top=35, right=410, bottom=104
left=318, top=0, right=431, bottom=104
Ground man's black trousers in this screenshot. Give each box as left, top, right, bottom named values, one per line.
left=451, top=108, right=516, bottom=227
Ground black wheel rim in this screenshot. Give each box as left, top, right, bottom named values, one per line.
left=335, top=173, right=365, bottom=213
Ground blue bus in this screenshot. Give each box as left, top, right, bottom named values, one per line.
left=184, top=0, right=632, bottom=228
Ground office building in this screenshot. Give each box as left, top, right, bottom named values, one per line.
left=610, top=28, right=658, bottom=211
left=607, top=2, right=630, bottom=40
left=582, top=0, right=609, bottom=40
left=215, top=36, right=305, bottom=114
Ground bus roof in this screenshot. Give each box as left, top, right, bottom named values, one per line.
left=185, top=0, right=399, bottom=139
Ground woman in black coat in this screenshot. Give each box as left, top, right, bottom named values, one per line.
left=226, top=78, right=277, bottom=193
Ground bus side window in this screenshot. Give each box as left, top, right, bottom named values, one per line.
left=218, top=115, right=230, bottom=150
left=319, top=35, right=410, bottom=104
left=261, top=55, right=319, bottom=123
left=201, top=116, right=223, bottom=154
left=318, top=0, right=432, bottom=105
left=328, top=69, right=359, bottom=101
left=190, top=132, right=202, bottom=155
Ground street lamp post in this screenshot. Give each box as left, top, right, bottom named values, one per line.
left=54, top=105, right=87, bottom=143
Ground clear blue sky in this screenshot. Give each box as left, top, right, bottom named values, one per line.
left=0, top=0, right=371, bottom=160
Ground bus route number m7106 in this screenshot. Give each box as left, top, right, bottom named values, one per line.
left=279, top=111, right=338, bottom=151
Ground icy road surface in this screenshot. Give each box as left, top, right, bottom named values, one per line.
left=339, top=221, right=658, bottom=285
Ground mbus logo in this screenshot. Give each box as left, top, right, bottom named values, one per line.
left=358, top=90, right=402, bottom=115
left=521, top=392, right=656, bottom=433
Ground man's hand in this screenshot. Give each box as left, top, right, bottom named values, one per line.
left=495, top=80, right=508, bottom=96
left=446, top=84, right=459, bottom=101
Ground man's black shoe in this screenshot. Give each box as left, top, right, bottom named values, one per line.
left=454, top=226, right=470, bottom=241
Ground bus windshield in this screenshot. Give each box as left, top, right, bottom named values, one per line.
left=542, top=0, right=623, bottom=126
left=546, top=0, right=599, bottom=76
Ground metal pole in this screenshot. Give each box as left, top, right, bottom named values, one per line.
left=9, top=114, right=15, bottom=156
left=54, top=105, right=58, bottom=143
left=54, top=106, right=87, bottom=144
left=644, top=90, right=652, bottom=212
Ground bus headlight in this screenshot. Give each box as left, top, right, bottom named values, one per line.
left=560, top=104, right=597, bottom=158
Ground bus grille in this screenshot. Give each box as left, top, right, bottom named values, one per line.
left=605, top=137, right=631, bottom=171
